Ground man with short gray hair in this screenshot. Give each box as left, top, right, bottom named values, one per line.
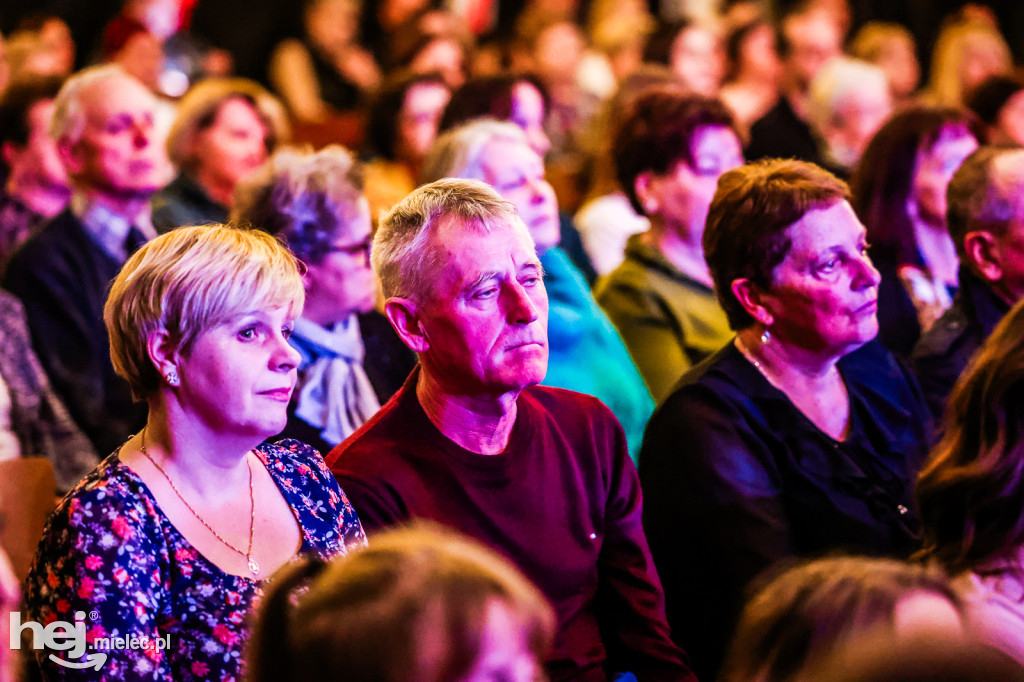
left=912, top=146, right=1024, bottom=420
left=3, top=65, right=170, bottom=454
left=329, top=178, right=695, bottom=682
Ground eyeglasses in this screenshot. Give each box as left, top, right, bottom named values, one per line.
left=324, top=236, right=372, bottom=261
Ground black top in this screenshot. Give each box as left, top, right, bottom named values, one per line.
left=639, top=339, right=932, bottom=681
left=2, top=209, right=146, bottom=455
left=912, top=267, right=1010, bottom=423
left=745, top=95, right=821, bottom=164
left=151, top=172, right=228, bottom=234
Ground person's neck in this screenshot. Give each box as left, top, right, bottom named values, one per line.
left=5, top=172, right=70, bottom=218
left=782, top=83, right=810, bottom=121
left=913, top=217, right=959, bottom=286
left=735, top=326, right=842, bottom=388
left=77, top=187, right=152, bottom=224
left=415, top=370, right=520, bottom=455
left=190, top=168, right=233, bottom=209
left=650, top=224, right=712, bottom=286
left=139, top=399, right=258, bottom=502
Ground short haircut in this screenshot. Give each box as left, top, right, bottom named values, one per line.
left=946, top=146, right=1024, bottom=260
left=231, top=145, right=365, bottom=266
left=721, top=556, right=960, bottom=682
left=104, top=224, right=304, bottom=400
left=848, top=21, right=915, bottom=64
left=373, top=178, right=522, bottom=302
left=248, top=523, right=555, bottom=682
left=419, top=118, right=528, bottom=184
left=364, top=71, right=449, bottom=161
left=0, top=74, right=65, bottom=147
left=917, top=296, right=1024, bottom=575
left=806, top=57, right=889, bottom=136
left=849, top=105, right=982, bottom=266
left=613, top=88, right=737, bottom=214
left=704, top=158, right=850, bottom=330
left=50, top=64, right=150, bottom=146
left=166, top=77, right=290, bottom=172
left=439, top=73, right=549, bottom=133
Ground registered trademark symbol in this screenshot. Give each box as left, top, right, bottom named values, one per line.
left=89, top=611, right=98, bottom=620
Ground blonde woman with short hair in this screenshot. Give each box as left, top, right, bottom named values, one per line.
left=24, top=223, right=365, bottom=680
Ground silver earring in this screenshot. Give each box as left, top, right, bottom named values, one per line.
left=760, top=328, right=771, bottom=345
left=165, top=370, right=179, bottom=386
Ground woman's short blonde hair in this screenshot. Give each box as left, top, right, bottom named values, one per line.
left=166, top=78, right=290, bottom=171
left=104, top=224, right=304, bottom=400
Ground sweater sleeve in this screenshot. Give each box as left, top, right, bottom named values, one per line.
left=594, top=408, right=698, bottom=681
left=639, top=382, right=793, bottom=680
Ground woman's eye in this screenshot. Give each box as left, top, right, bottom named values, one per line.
left=281, top=326, right=293, bottom=339
left=238, top=327, right=257, bottom=340
left=819, top=258, right=839, bottom=273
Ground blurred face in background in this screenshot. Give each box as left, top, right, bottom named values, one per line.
left=509, top=81, right=550, bottom=157
left=783, top=11, right=842, bottom=92
left=189, top=97, right=270, bottom=202
left=910, top=127, right=978, bottom=228
left=671, top=24, right=724, bottom=96
left=478, top=137, right=560, bottom=254
left=2, top=98, right=69, bottom=200
left=397, top=81, right=451, bottom=168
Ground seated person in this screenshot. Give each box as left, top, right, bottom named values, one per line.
left=722, top=556, right=964, bottom=682
left=24, top=224, right=366, bottom=679
left=2, top=65, right=170, bottom=455
left=232, top=146, right=416, bottom=455
left=917, top=296, right=1024, bottom=666
left=595, top=88, right=741, bottom=401
left=328, top=179, right=696, bottom=681
left=153, top=77, right=289, bottom=232
left=0, top=290, right=96, bottom=492
left=640, top=159, right=933, bottom=680
left=0, top=75, right=69, bottom=269
left=912, top=147, right=1024, bottom=421
left=849, top=105, right=981, bottom=358
left=249, top=524, right=555, bottom=682
left=420, top=120, right=653, bottom=460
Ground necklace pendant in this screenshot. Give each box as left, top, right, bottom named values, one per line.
left=248, top=557, right=260, bottom=576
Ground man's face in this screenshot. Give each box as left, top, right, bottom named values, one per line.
left=416, top=216, right=549, bottom=398
left=61, top=73, right=169, bottom=200
left=3, top=99, right=68, bottom=192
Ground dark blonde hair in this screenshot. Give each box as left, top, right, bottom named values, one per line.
left=247, top=524, right=555, bottom=682
left=722, top=556, right=960, bottom=682
left=104, top=224, right=304, bottom=400
left=916, top=297, right=1024, bottom=575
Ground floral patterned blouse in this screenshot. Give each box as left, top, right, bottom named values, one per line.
left=24, top=439, right=366, bottom=681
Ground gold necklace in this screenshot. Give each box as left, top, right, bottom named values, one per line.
left=139, top=428, right=260, bottom=577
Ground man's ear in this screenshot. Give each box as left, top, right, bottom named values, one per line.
left=384, top=297, right=430, bottom=353
left=57, top=138, right=82, bottom=176
left=964, top=230, right=1002, bottom=283
left=147, top=328, right=180, bottom=381
left=731, top=277, right=776, bottom=327
left=633, top=171, right=660, bottom=216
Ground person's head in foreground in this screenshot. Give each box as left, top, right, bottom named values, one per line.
left=373, top=178, right=548, bottom=404
left=704, top=158, right=879, bottom=361
left=420, top=119, right=560, bottom=254
left=249, top=523, right=556, bottom=682
left=232, top=145, right=377, bottom=328
left=721, top=555, right=964, bottom=682
left=105, top=223, right=303, bottom=440
left=917, top=296, right=1024, bottom=575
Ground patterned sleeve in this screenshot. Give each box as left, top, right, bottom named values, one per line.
left=23, top=476, right=172, bottom=680
left=271, top=439, right=367, bottom=554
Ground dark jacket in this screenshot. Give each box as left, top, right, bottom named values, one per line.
left=2, top=209, right=147, bottom=456
left=911, top=267, right=1010, bottom=423
left=151, top=172, right=228, bottom=234
left=639, top=339, right=932, bottom=681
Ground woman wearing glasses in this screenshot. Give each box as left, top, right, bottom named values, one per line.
left=232, top=146, right=415, bottom=456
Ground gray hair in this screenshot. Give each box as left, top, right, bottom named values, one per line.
left=231, top=145, right=365, bottom=265
left=419, top=119, right=529, bottom=184
left=807, top=57, right=889, bottom=136
left=373, top=178, right=523, bottom=301
left=50, top=64, right=153, bottom=145
left=946, top=146, right=1024, bottom=260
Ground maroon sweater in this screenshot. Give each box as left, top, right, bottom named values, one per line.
left=327, top=372, right=695, bottom=681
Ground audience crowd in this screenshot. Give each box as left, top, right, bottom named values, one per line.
left=4, top=0, right=1024, bottom=680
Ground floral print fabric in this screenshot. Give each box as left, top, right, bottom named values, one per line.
left=24, top=439, right=365, bottom=680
